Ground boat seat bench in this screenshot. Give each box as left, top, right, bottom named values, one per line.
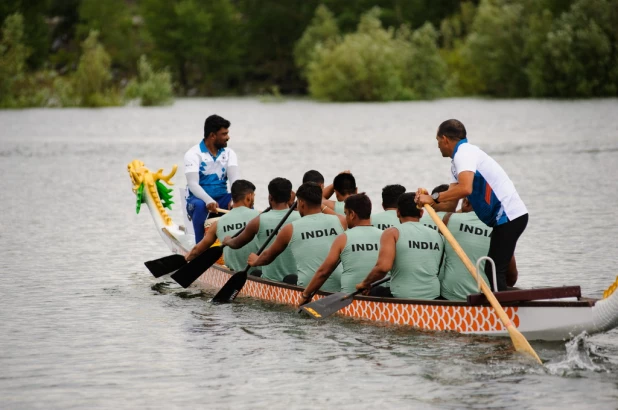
left=466, top=286, right=582, bottom=306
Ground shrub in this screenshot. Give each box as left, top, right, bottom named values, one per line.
left=73, top=30, right=121, bottom=107
left=306, top=8, right=405, bottom=101
left=294, top=5, right=339, bottom=78
left=0, top=13, right=30, bottom=108
left=124, top=55, right=174, bottom=106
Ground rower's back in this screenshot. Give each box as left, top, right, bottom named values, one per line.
left=216, top=206, right=260, bottom=272
left=371, top=209, right=400, bottom=231
left=391, top=222, right=444, bottom=299
left=256, top=209, right=301, bottom=281
left=288, top=213, right=344, bottom=292
left=340, top=225, right=383, bottom=292
left=440, top=212, right=491, bottom=300
left=419, top=211, right=446, bottom=232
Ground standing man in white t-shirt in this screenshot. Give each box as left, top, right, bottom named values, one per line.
left=184, top=114, right=239, bottom=243
left=415, top=119, right=528, bottom=291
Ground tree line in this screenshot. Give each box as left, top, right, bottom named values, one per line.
left=1, top=0, right=617, bottom=107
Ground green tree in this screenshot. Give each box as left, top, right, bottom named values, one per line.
left=527, top=0, right=618, bottom=97
left=399, top=22, right=447, bottom=99
left=307, top=8, right=405, bottom=101
left=0, top=13, right=30, bottom=107
left=461, top=0, right=528, bottom=97
left=74, top=30, right=119, bottom=107
left=294, top=5, right=339, bottom=78
left=77, top=0, right=149, bottom=73
left=0, top=0, right=48, bottom=69
left=141, top=0, right=242, bottom=94
left=125, top=55, right=174, bottom=106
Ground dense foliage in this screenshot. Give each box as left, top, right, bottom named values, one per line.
left=0, top=0, right=617, bottom=106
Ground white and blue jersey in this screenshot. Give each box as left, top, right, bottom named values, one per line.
left=184, top=141, right=238, bottom=200
left=450, top=140, right=527, bottom=227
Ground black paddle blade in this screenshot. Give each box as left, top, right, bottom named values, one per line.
left=299, top=292, right=353, bottom=320
left=170, top=246, right=224, bottom=288
left=211, top=270, right=248, bottom=303
left=145, top=254, right=187, bottom=278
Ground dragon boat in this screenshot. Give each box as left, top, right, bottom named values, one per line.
left=128, top=160, right=618, bottom=341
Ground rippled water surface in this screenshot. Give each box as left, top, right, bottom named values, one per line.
left=1, top=98, right=618, bottom=409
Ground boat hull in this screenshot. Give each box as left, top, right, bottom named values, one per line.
left=195, top=264, right=616, bottom=341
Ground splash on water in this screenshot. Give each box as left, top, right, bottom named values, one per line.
left=545, top=332, right=608, bottom=376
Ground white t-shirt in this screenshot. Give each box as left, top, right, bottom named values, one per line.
left=184, top=141, right=238, bottom=199
left=450, top=140, right=527, bottom=227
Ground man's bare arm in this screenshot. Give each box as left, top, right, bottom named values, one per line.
left=248, top=224, right=293, bottom=267
left=186, top=221, right=218, bottom=261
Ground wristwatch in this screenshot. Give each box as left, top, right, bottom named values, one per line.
left=431, top=192, right=440, bottom=204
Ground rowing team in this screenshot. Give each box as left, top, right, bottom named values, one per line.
left=185, top=170, right=516, bottom=306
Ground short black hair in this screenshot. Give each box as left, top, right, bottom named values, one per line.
left=345, top=193, right=372, bottom=220
left=296, top=182, right=322, bottom=206
left=302, top=170, right=324, bottom=184
left=431, top=184, right=449, bottom=195
left=437, top=119, right=466, bottom=141
left=204, top=114, right=230, bottom=138
left=333, top=173, right=356, bottom=195
left=382, top=184, right=406, bottom=208
left=397, top=193, right=421, bottom=218
left=268, top=177, right=292, bottom=204
left=231, top=179, right=256, bottom=202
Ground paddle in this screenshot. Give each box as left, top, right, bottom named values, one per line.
left=211, top=202, right=298, bottom=303
left=143, top=208, right=230, bottom=278
left=171, top=207, right=272, bottom=288
left=145, top=254, right=187, bottom=278
left=422, top=204, right=542, bottom=364
left=298, top=277, right=390, bottom=319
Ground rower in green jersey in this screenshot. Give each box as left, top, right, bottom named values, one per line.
left=222, top=177, right=300, bottom=282
left=185, top=180, right=259, bottom=273
left=371, top=184, right=406, bottom=231
left=322, top=172, right=357, bottom=216
left=248, top=182, right=347, bottom=292
left=419, top=184, right=459, bottom=231
left=356, top=193, right=444, bottom=300
left=439, top=197, right=519, bottom=299
left=298, top=193, right=383, bottom=305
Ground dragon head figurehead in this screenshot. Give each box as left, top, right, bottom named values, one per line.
left=128, top=160, right=177, bottom=226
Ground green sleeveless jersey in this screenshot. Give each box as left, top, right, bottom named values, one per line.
left=419, top=211, right=446, bottom=233
left=334, top=201, right=346, bottom=216
left=440, top=212, right=491, bottom=300
left=339, top=225, right=383, bottom=293
left=391, top=222, right=443, bottom=299
left=371, top=210, right=400, bottom=231
left=216, top=207, right=260, bottom=272
left=257, top=209, right=301, bottom=282
left=288, top=213, right=344, bottom=292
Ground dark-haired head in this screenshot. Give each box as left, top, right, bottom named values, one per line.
left=302, top=170, right=324, bottom=185
left=333, top=173, right=357, bottom=196
left=268, top=177, right=292, bottom=204
left=431, top=184, right=449, bottom=195
left=231, top=179, right=256, bottom=203
left=382, top=184, right=406, bottom=209
left=204, top=114, right=231, bottom=138
left=397, top=193, right=421, bottom=218
left=344, top=193, right=372, bottom=220
left=437, top=119, right=466, bottom=141
left=296, top=182, right=323, bottom=207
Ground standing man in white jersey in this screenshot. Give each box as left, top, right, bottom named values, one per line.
left=184, top=114, right=240, bottom=243
left=415, top=119, right=528, bottom=291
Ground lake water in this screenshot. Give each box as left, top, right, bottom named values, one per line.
left=1, top=98, right=617, bottom=409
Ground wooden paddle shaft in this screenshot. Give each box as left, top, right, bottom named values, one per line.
left=216, top=208, right=229, bottom=214
left=423, top=206, right=513, bottom=325
left=423, top=204, right=541, bottom=363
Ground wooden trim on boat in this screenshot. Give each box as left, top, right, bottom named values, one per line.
left=467, top=286, right=582, bottom=306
